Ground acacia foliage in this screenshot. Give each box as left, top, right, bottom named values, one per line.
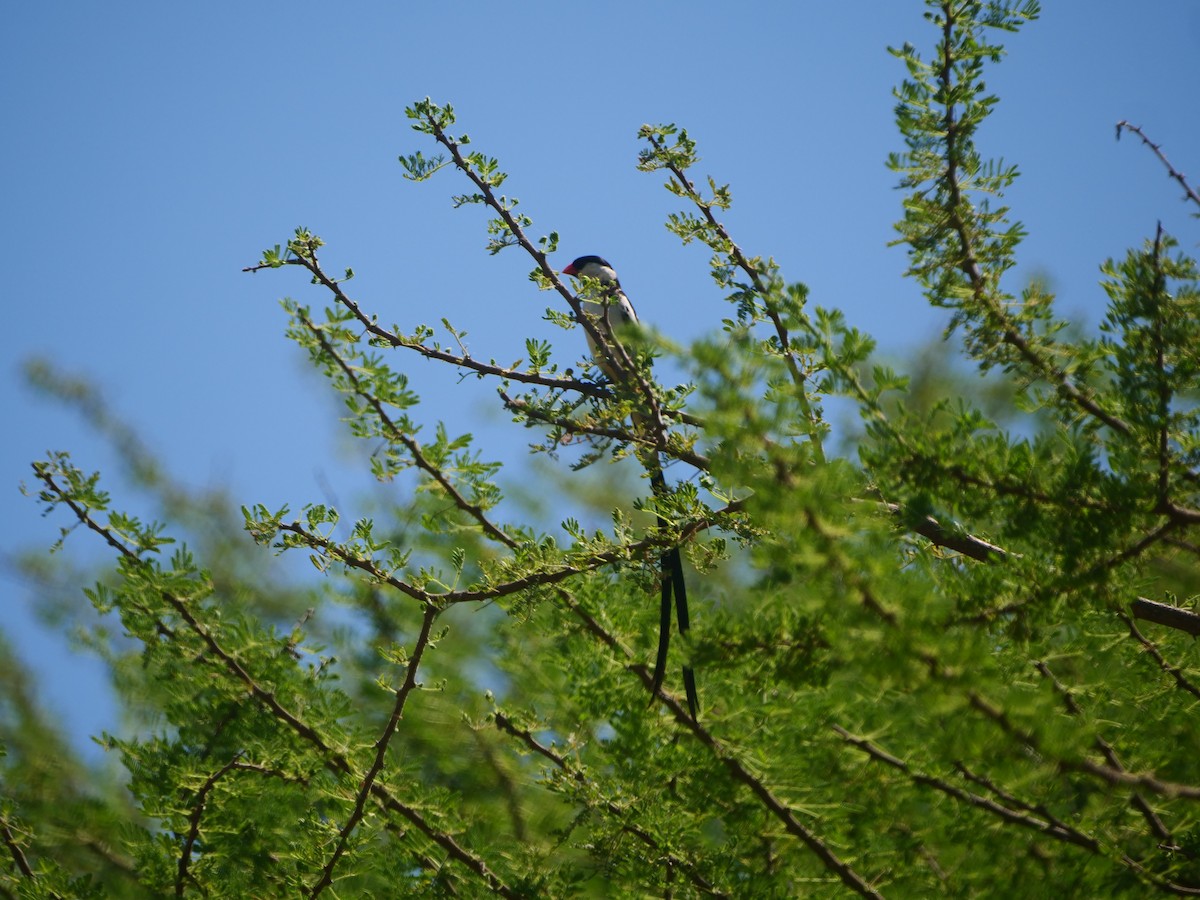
left=7, top=1, right=1200, bottom=896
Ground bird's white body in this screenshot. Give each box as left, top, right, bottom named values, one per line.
left=561, top=255, right=639, bottom=363
left=579, top=292, right=638, bottom=357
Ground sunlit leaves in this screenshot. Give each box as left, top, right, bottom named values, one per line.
left=15, top=3, right=1200, bottom=897
left=397, top=150, right=448, bottom=181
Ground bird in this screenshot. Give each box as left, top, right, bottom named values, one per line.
left=559, top=255, right=639, bottom=379
left=561, top=255, right=699, bottom=719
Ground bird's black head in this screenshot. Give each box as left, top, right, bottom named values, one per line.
left=561, top=255, right=617, bottom=282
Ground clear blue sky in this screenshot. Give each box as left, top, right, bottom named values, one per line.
left=4, top=2, right=1199, bottom=759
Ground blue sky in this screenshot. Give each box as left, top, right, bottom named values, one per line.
left=4, top=2, right=1199, bottom=759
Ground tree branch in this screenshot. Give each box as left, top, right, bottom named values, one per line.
left=639, top=129, right=827, bottom=464
left=836, top=725, right=1200, bottom=895
left=935, top=3, right=1132, bottom=439
left=493, top=711, right=726, bottom=897
left=1131, top=597, right=1200, bottom=638
left=880, top=500, right=1009, bottom=561
left=0, top=815, right=35, bottom=880
left=1118, top=609, right=1200, bottom=700
left=560, top=593, right=884, bottom=898
left=263, top=249, right=612, bottom=401
left=176, top=755, right=276, bottom=897
left=298, top=307, right=518, bottom=550
left=834, top=725, right=1099, bottom=851
left=33, top=465, right=520, bottom=898
left=275, top=498, right=739, bottom=608
left=498, top=390, right=710, bottom=472
left=311, top=603, right=439, bottom=898
left=1117, top=121, right=1200, bottom=210
left=1034, top=660, right=1176, bottom=848
left=969, top=688, right=1200, bottom=801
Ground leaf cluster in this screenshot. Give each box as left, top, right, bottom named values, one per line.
left=8, top=2, right=1200, bottom=897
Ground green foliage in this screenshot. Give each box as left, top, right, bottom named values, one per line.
left=8, top=2, right=1200, bottom=897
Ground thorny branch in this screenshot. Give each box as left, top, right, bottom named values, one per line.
left=311, top=602, right=439, bottom=898
left=834, top=725, right=1099, bottom=851
left=968, top=690, right=1200, bottom=802
left=831, top=727, right=1200, bottom=896
left=1034, top=660, right=1176, bottom=848
left=276, top=497, right=739, bottom=608
left=498, top=389, right=711, bottom=472
left=176, top=756, right=241, bottom=896
left=32, top=465, right=520, bottom=898
left=1117, top=121, right=1200, bottom=210
left=560, top=592, right=884, bottom=899
left=297, top=307, right=518, bottom=550
left=246, top=250, right=610, bottom=402
left=936, top=3, right=1132, bottom=439
left=1079, top=519, right=1180, bottom=584
left=1, top=814, right=35, bottom=880
left=177, top=757, right=303, bottom=897
left=493, top=711, right=726, bottom=897
left=1118, top=609, right=1200, bottom=701
left=416, top=110, right=678, bottom=459
left=639, top=129, right=827, bottom=464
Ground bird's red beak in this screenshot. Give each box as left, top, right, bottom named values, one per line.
left=561, top=262, right=578, bottom=276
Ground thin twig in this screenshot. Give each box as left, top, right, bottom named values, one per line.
left=269, top=251, right=612, bottom=401
left=299, top=308, right=518, bottom=549
left=1118, top=610, right=1200, bottom=701
left=311, top=603, right=439, bottom=898
left=498, top=390, right=711, bottom=472
left=640, top=131, right=826, bottom=464
left=935, top=4, right=1132, bottom=438
left=494, top=712, right=726, bottom=896
left=275, top=498, right=740, bottom=608
left=177, top=754, right=247, bottom=897
left=561, top=594, right=884, bottom=898
left=1034, top=660, right=1176, bottom=847
left=34, top=466, right=520, bottom=898
left=1152, top=224, right=1172, bottom=513
left=835, top=725, right=1097, bottom=850
left=1117, top=122, right=1200, bottom=210
left=1078, top=518, right=1178, bottom=583
left=0, top=815, right=35, bottom=879
left=970, top=688, right=1200, bottom=801
left=836, top=725, right=1200, bottom=895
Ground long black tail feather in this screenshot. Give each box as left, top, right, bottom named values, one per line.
left=652, top=549, right=673, bottom=696
left=649, top=466, right=699, bottom=719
